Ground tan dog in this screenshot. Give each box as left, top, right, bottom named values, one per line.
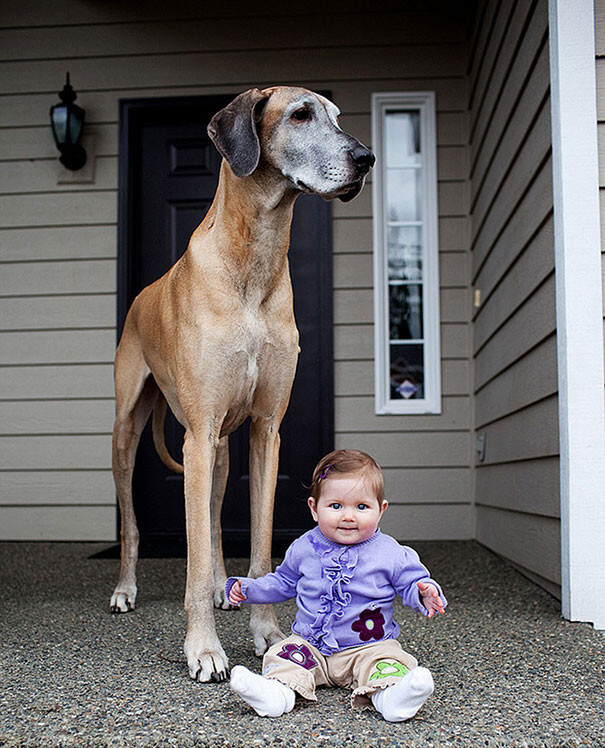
left=109, top=86, right=374, bottom=682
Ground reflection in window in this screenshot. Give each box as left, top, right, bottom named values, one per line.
left=388, top=226, right=423, bottom=281
left=390, top=344, right=424, bottom=400
left=389, top=284, right=423, bottom=340
left=386, top=169, right=422, bottom=222
left=385, top=111, right=421, bottom=166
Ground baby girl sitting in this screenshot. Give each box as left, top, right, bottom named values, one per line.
left=225, top=449, right=446, bottom=722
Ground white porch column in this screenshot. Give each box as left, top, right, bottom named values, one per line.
left=549, top=0, right=605, bottom=628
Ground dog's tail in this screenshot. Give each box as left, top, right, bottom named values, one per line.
left=152, top=393, right=184, bottom=474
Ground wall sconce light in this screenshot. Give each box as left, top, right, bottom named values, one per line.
left=50, top=73, right=87, bottom=171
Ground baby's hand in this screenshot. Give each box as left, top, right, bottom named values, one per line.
left=417, top=581, right=445, bottom=618
left=228, top=579, right=247, bottom=606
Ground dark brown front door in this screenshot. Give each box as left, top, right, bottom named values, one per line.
left=117, top=95, right=333, bottom=554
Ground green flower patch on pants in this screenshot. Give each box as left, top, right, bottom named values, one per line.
left=369, top=660, right=409, bottom=681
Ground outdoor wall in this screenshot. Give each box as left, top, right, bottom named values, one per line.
left=0, top=0, right=473, bottom=541
left=469, top=0, right=561, bottom=597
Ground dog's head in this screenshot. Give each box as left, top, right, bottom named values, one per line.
left=207, top=86, right=374, bottom=202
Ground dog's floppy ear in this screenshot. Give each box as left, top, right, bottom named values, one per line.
left=207, top=89, right=270, bottom=177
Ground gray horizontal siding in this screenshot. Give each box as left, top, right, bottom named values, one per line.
left=0, top=49, right=468, bottom=97
left=469, top=0, right=559, bottom=595
left=0, top=470, right=114, bottom=505
left=0, top=0, right=123, bottom=540
left=0, top=505, right=115, bottom=541
left=0, top=2, right=473, bottom=540
left=0, top=400, right=114, bottom=435
left=0, top=11, right=464, bottom=59
left=0, top=0, right=437, bottom=26
left=0, top=226, right=117, bottom=262
left=382, top=503, right=472, bottom=542
left=475, top=505, right=560, bottom=586
left=1, top=435, right=111, bottom=470
left=475, top=457, right=559, bottom=517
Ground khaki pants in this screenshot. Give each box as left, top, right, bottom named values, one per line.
left=261, top=634, right=418, bottom=710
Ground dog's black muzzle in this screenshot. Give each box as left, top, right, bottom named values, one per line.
left=350, top=144, right=376, bottom=176
left=337, top=144, right=375, bottom=202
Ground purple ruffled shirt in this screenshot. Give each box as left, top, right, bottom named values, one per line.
left=225, top=527, right=447, bottom=656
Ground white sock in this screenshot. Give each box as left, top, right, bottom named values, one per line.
left=230, top=665, right=296, bottom=718
left=371, top=667, right=434, bottom=722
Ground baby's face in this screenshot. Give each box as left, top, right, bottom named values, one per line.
left=308, top=474, right=388, bottom=545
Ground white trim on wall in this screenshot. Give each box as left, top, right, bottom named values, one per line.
left=549, top=0, right=605, bottom=629
left=372, top=92, right=441, bottom=415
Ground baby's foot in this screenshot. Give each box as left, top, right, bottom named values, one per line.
left=371, top=667, right=434, bottom=722
left=230, top=665, right=295, bottom=717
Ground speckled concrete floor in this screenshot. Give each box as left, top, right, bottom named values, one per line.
left=0, top=541, right=603, bottom=747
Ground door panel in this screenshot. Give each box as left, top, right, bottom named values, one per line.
left=118, top=95, right=333, bottom=553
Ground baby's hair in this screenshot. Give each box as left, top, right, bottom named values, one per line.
left=309, top=449, right=385, bottom=504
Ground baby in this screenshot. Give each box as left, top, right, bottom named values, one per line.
left=226, top=449, right=446, bottom=722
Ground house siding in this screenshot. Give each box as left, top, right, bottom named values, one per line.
left=469, top=0, right=561, bottom=597
left=0, top=2, right=473, bottom=541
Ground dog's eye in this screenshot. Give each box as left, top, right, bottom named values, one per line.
left=291, top=108, right=311, bottom=122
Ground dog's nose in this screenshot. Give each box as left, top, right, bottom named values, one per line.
left=350, top=145, right=376, bottom=173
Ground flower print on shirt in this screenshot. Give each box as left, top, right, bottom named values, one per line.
left=351, top=607, right=385, bottom=642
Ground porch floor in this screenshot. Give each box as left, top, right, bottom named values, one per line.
left=1, top=541, right=603, bottom=748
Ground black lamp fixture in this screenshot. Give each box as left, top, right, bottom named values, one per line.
left=50, top=72, right=87, bottom=171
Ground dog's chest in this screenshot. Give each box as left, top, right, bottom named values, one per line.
left=226, top=313, right=268, bottom=397
left=236, top=308, right=266, bottom=357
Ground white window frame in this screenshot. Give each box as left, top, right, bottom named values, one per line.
left=372, top=92, right=441, bottom=415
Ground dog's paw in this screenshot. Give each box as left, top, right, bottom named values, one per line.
left=213, top=586, right=236, bottom=611
left=253, top=627, right=285, bottom=657
left=250, top=606, right=284, bottom=656
left=109, top=587, right=137, bottom=614
left=185, top=642, right=229, bottom=682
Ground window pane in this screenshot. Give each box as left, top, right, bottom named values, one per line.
left=390, top=344, right=424, bottom=399
left=389, top=283, right=423, bottom=340
left=388, top=226, right=423, bottom=281
left=385, top=110, right=421, bottom=166
left=386, top=168, right=422, bottom=222
left=373, top=92, right=440, bottom=413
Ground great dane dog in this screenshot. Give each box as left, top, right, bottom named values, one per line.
left=109, top=86, right=374, bottom=683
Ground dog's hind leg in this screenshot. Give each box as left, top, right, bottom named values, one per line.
left=110, top=341, right=158, bottom=614
left=210, top=435, right=232, bottom=610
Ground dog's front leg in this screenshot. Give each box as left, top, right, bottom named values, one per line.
left=182, top=428, right=229, bottom=682
left=248, top=417, right=286, bottom=656
left=211, top=435, right=232, bottom=610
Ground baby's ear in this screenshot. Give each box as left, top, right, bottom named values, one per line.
left=380, top=499, right=389, bottom=515
left=307, top=496, right=319, bottom=521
